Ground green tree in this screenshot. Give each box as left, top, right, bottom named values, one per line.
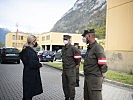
left=84, top=15, right=106, bottom=39
left=95, top=25, right=106, bottom=39
left=0, top=42, right=4, bottom=48
left=84, top=24, right=106, bottom=39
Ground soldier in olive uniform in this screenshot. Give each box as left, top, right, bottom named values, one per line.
left=74, top=43, right=81, bottom=87
left=62, top=35, right=81, bottom=100
left=82, top=29, right=108, bottom=100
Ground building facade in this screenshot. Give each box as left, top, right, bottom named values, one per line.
left=6, top=32, right=87, bottom=51
left=6, top=32, right=29, bottom=50
left=106, top=0, right=133, bottom=73
left=41, top=32, right=87, bottom=51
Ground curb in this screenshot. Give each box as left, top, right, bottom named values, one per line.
left=43, top=63, right=133, bottom=90
left=103, top=79, right=133, bottom=90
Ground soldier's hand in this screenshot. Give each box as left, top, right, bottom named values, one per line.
left=76, top=65, right=79, bottom=69
left=39, top=63, right=43, bottom=68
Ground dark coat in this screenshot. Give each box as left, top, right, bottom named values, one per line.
left=20, top=47, right=43, bottom=98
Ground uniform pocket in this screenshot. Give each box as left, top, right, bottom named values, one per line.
left=89, top=55, right=97, bottom=59
left=91, top=77, right=103, bottom=91
left=84, top=55, right=97, bottom=65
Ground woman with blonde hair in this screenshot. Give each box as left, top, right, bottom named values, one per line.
left=20, top=35, right=43, bottom=100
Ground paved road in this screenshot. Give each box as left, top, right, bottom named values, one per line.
left=0, top=63, right=133, bottom=100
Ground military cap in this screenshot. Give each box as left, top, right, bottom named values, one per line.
left=74, top=43, right=79, bottom=46
left=63, top=35, right=71, bottom=40
left=82, top=29, right=95, bottom=36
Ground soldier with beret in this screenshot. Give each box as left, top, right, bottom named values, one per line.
left=82, top=29, right=108, bottom=100
left=62, top=35, right=81, bottom=100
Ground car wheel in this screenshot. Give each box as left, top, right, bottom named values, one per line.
left=0, top=58, right=2, bottom=63
left=39, top=58, right=42, bottom=62
left=17, top=60, right=20, bottom=64
left=1, top=59, right=5, bottom=64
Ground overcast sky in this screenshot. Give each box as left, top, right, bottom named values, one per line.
left=0, top=0, right=76, bottom=33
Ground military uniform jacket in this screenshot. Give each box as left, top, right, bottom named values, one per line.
left=84, top=41, right=107, bottom=77
left=62, top=44, right=81, bottom=70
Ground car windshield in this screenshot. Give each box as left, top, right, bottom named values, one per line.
left=3, top=48, right=19, bottom=53
left=57, top=49, right=62, bottom=53
left=44, top=51, right=53, bottom=55
left=81, top=50, right=87, bottom=54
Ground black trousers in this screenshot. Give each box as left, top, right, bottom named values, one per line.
left=22, top=97, right=33, bottom=100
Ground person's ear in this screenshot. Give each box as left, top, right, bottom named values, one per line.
left=69, top=39, right=71, bottom=42
left=86, top=34, right=89, bottom=39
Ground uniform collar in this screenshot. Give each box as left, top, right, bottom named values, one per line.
left=65, top=43, right=72, bottom=48
left=87, top=41, right=97, bottom=49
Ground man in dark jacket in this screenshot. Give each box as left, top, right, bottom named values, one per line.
left=20, top=35, right=43, bottom=100
left=62, top=35, right=81, bottom=100
left=82, top=29, right=108, bottom=100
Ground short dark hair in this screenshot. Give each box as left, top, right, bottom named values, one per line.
left=63, top=35, right=71, bottom=40
left=74, top=43, right=79, bottom=46
left=82, top=29, right=95, bottom=37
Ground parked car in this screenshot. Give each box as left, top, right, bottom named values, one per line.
left=80, top=50, right=87, bottom=59
left=0, top=47, right=20, bottom=64
left=54, top=49, right=62, bottom=61
left=39, top=51, right=55, bottom=62
left=54, top=49, right=86, bottom=61
left=37, top=50, right=44, bottom=58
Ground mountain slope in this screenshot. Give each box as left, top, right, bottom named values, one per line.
left=51, top=0, right=106, bottom=33
left=0, top=28, right=10, bottom=45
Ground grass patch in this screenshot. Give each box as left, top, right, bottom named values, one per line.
left=44, top=62, right=133, bottom=85
left=45, top=62, right=62, bottom=69
left=106, top=70, right=133, bottom=85
left=44, top=62, right=84, bottom=71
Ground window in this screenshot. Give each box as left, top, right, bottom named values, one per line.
left=21, top=36, right=23, bottom=40
left=12, top=42, right=16, bottom=47
left=46, top=35, right=50, bottom=40
left=12, top=35, right=16, bottom=40
left=42, top=36, right=45, bottom=41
